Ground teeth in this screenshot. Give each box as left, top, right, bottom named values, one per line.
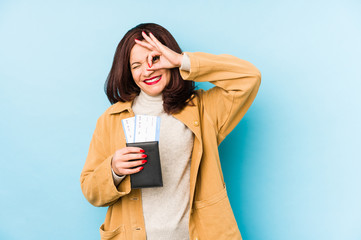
left=145, top=76, right=161, bottom=83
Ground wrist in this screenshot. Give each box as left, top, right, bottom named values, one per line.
left=177, top=53, right=184, bottom=68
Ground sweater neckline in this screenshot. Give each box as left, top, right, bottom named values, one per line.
left=138, top=90, right=163, bottom=104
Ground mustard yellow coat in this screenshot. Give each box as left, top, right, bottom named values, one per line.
left=80, top=52, right=261, bottom=240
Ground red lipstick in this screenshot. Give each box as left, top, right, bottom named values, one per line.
left=144, top=75, right=161, bottom=85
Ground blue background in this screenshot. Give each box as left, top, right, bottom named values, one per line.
left=1, top=0, right=360, bottom=239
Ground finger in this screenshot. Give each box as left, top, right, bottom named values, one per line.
left=120, top=147, right=145, bottom=155
left=142, top=31, right=158, bottom=50
left=121, top=159, right=147, bottom=169
left=148, top=32, right=168, bottom=52
left=123, top=153, right=147, bottom=162
left=134, top=38, right=154, bottom=51
left=126, top=147, right=145, bottom=153
left=148, top=54, right=152, bottom=68
left=121, top=166, right=144, bottom=175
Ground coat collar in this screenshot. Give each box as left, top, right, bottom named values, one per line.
left=108, top=101, right=133, bottom=114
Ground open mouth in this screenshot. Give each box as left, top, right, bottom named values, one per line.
left=144, top=75, right=161, bottom=85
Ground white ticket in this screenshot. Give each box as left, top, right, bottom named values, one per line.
left=134, top=115, right=160, bottom=142
left=121, top=117, right=135, bottom=143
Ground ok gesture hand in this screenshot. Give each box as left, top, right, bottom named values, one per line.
left=135, top=31, right=183, bottom=71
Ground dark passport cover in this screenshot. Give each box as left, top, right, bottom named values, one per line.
left=126, top=141, right=163, bottom=189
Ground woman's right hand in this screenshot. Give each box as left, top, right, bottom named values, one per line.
left=135, top=31, right=183, bottom=71
left=111, top=147, right=147, bottom=176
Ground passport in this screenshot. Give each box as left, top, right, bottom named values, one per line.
left=126, top=141, right=163, bottom=188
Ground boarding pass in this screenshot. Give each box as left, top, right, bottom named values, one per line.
left=121, top=115, right=161, bottom=143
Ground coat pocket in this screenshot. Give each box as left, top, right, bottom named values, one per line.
left=193, top=188, right=241, bottom=240
left=100, top=224, right=126, bottom=240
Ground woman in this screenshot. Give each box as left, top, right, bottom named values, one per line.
left=81, top=23, right=261, bottom=240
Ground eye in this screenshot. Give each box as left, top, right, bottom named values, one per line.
left=152, top=56, right=160, bottom=62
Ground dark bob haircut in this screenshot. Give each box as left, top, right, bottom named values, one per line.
left=105, top=23, right=197, bottom=114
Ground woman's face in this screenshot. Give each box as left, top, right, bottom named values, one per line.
left=129, top=42, right=171, bottom=96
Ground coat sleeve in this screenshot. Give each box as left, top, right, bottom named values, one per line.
left=179, top=52, right=261, bottom=144
left=80, top=113, right=131, bottom=207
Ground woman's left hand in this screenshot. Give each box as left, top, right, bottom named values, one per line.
left=135, top=31, right=183, bottom=71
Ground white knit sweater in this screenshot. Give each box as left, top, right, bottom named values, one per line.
left=132, top=90, right=194, bottom=240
